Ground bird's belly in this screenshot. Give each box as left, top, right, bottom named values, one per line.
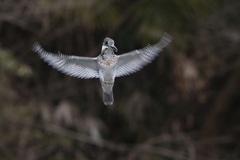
left=99, top=67, right=115, bottom=83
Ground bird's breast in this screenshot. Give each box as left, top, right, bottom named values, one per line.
left=98, top=55, right=117, bottom=66
left=98, top=56, right=117, bottom=83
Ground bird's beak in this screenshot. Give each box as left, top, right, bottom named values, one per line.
left=111, top=45, right=118, bottom=52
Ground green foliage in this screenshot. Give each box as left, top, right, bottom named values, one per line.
left=0, top=47, right=32, bottom=77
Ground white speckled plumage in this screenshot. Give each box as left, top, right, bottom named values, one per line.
left=33, top=33, right=172, bottom=105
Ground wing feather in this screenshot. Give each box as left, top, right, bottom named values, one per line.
left=33, top=42, right=99, bottom=79
left=116, top=32, right=172, bottom=77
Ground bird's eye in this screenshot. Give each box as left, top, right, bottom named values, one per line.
left=105, top=41, right=108, bottom=45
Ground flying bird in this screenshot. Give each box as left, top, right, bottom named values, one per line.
left=33, top=33, right=172, bottom=105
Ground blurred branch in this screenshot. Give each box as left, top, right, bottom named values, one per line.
left=127, top=134, right=195, bottom=160
left=45, top=124, right=190, bottom=159
left=47, top=124, right=237, bottom=160
left=45, top=125, right=233, bottom=160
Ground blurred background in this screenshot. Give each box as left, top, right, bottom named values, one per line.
left=0, top=0, right=240, bottom=159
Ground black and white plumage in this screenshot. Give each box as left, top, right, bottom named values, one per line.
left=33, top=33, right=172, bottom=105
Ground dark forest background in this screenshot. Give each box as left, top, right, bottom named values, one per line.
left=0, top=0, right=240, bottom=159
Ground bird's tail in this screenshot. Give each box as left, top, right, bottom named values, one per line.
left=103, top=91, right=114, bottom=105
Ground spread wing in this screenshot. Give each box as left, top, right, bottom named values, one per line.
left=116, top=32, right=172, bottom=77
left=33, top=42, right=99, bottom=79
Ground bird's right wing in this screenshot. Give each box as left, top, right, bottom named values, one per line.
left=33, top=43, right=99, bottom=79
left=116, top=33, right=172, bottom=77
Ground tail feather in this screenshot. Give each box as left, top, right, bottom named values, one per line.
left=103, top=92, right=114, bottom=105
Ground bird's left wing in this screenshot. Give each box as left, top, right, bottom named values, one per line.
left=116, top=33, right=172, bottom=77
left=33, top=42, right=99, bottom=79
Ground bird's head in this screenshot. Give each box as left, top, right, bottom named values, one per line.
left=102, top=37, right=118, bottom=52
